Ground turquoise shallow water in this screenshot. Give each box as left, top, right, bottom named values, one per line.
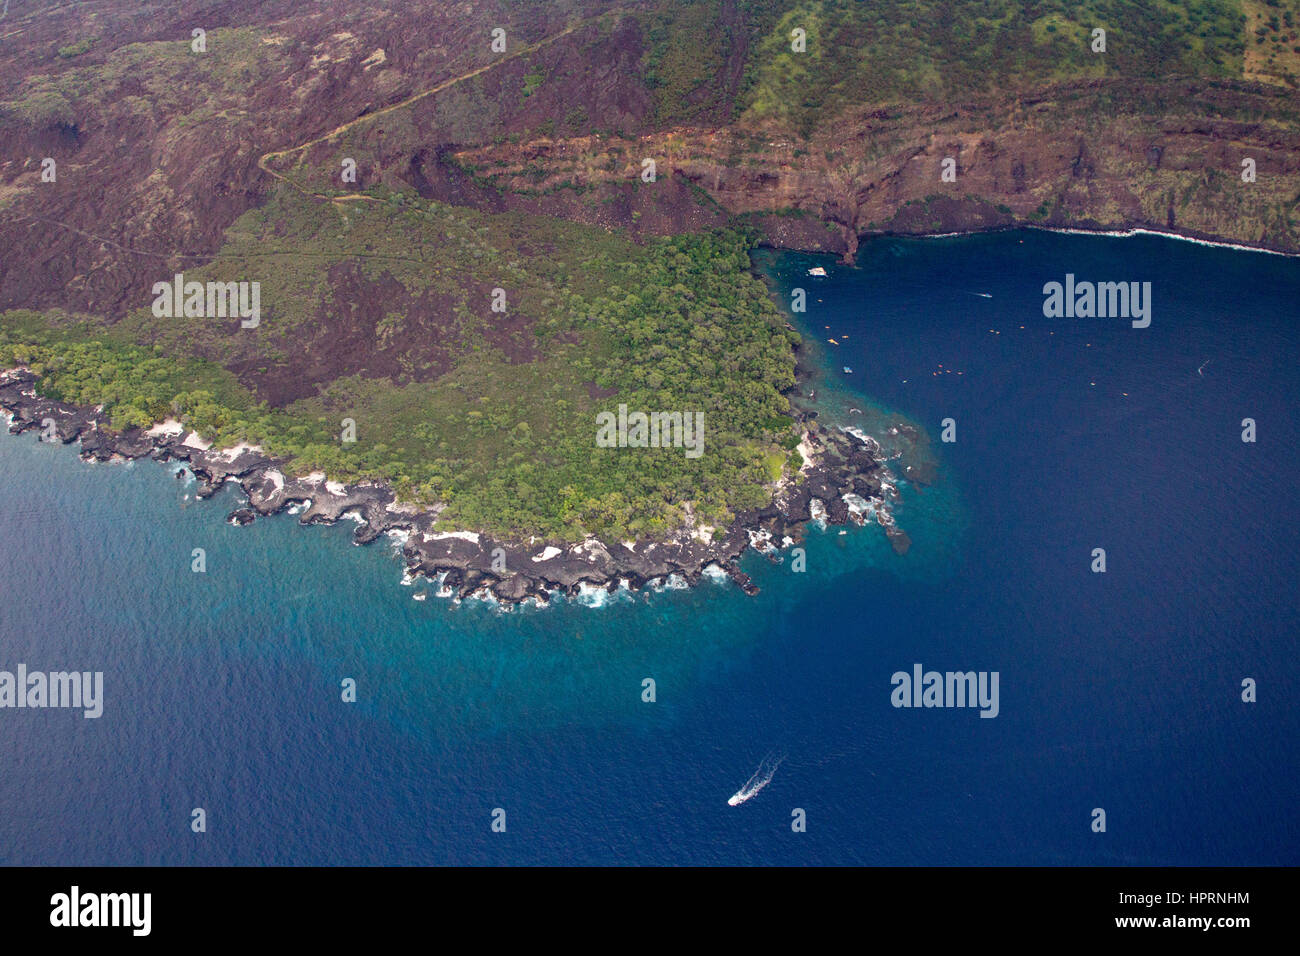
left=0, top=229, right=1296, bottom=864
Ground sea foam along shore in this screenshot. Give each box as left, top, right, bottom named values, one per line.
left=0, top=366, right=920, bottom=607
left=905, top=222, right=1300, bottom=258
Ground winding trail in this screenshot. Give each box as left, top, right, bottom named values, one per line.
left=7, top=10, right=626, bottom=265
left=256, top=10, right=622, bottom=203
left=2, top=9, right=630, bottom=272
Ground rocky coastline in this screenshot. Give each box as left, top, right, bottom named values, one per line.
left=0, top=364, right=917, bottom=607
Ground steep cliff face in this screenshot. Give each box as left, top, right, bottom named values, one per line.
left=447, top=79, right=1300, bottom=261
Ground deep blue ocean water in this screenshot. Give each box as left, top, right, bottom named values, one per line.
left=1, top=229, right=1296, bottom=865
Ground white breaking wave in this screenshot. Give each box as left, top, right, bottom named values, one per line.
left=728, top=751, right=786, bottom=806
left=1033, top=224, right=1300, bottom=258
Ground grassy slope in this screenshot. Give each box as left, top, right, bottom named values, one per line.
left=626, top=0, right=1284, bottom=134
left=1, top=188, right=802, bottom=543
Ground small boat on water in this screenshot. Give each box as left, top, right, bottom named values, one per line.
left=808, top=266, right=828, bottom=277
left=843, top=366, right=853, bottom=373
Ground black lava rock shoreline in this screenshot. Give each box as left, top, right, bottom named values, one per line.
left=1, top=366, right=915, bottom=606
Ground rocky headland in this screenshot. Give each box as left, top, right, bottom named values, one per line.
left=0, top=364, right=918, bottom=606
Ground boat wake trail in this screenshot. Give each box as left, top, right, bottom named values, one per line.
left=728, top=750, right=786, bottom=806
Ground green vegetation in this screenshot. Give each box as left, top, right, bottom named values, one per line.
left=1, top=27, right=287, bottom=132
left=57, top=38, right=96, bottom=59
left=1, top=191, right=804, bottom=544
left=736, top=0, right=1251, bottom=133
left=0, top=311, right=261, bottom=435
left=521, top=69, right=545, bottom=99
left=1242, top=0, right=1300, bottom=83
left=638, top=0, right=735, bottom=125
left=8, top=90, right=76, bottom=128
